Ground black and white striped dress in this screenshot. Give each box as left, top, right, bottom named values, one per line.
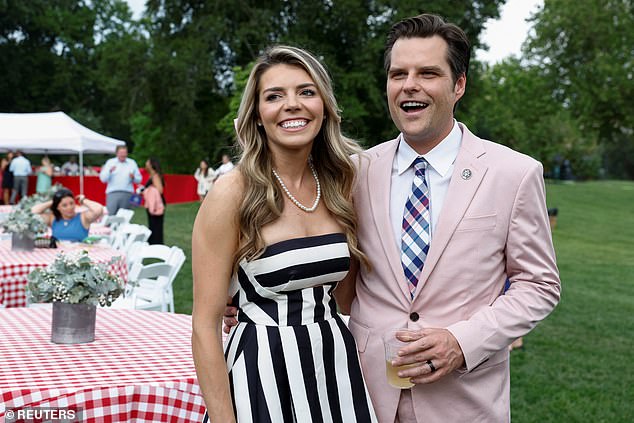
left=204, top=233, right=377, bottom=422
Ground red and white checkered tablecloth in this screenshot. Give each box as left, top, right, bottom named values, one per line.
left=0, top=224, right=111, bottom=238
left=0, top=241, right=127, bottom=308
left=0, top=307, right=206, bottom=422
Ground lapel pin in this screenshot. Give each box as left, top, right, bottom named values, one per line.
left=461, top=169, right=472, bottom=180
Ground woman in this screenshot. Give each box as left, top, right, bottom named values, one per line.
left=0, top=156, right=6, bottom=204
left=31, top=189, right=104, bottom=242
left=194, top=159, right=217, bottom=201
left=191, top=46, right=376, bottom=422
left=2, top=152, right=14, bottom=205
left=143, top=157, right=165, bottom=245
left=36, top=156, right=54, bottom=194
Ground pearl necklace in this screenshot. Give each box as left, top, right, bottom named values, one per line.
left=272, top=162, right=321, bottom=213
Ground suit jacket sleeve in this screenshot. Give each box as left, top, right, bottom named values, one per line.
left=447, top=161, right=561, bottom=371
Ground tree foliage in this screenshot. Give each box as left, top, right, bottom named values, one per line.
left=525, top=0, right=634, bottom=178
left=465, top=59, right=600, bottom=179
left=1, top=0, right=505, bottom=172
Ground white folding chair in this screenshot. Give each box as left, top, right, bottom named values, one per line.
left=110, top=262, right=174, bottom=312
left=111, top=224, right=152, bottom=254
left=130, top=245, right=186, bottom=313
left=103, top=215, right=126, bottom=232
left=126, top=241, right=150, bottom=269
left=115, top=208, right=135, bottom=224
left=164, top=247, right=186, bottom=312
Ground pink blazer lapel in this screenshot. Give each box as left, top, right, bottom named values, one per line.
left=414, top=124, right=489, bottom=298
left=366, top=140, right=412, bottom=301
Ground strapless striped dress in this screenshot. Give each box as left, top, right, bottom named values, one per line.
left=204, top=233, right=376, bottom=423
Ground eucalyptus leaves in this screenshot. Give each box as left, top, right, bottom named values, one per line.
left=26, top=250, right=124, bottom=306
left=0, top=206, right=47, bottom=235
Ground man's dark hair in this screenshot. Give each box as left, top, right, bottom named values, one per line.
left=384, top=13, right=471, bottom=83
left=115, top=145, right=127, bottom=152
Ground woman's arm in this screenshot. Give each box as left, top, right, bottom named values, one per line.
left=192, top=171, right=243, bottom=422
left=77, top=196, right=104, bottom=227
left=333, top=257, right=359, bottom=315
left=31, top=200, right=54, bottom=226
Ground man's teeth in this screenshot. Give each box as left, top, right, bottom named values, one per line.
left=402, top=101, right=427, bottom=108
left=281, top=120, right=307, bottom=128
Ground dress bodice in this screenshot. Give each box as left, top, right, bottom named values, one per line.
left=229, top=233, right=350, bottom=326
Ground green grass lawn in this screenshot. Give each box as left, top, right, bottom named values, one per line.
left=133, top=180, right=634, bottom=421
left=510, top=180, right=634, bottom=422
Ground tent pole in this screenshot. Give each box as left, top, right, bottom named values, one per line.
left=79, top=152, right=84, bottom=195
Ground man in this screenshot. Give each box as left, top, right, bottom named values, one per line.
left=99, top=145, right=142, bottom=215
left=9, top=151, right=31, bottom=204
left=226, top=14, right=560, bottom=422
left=337, top=14, right=560, bottom=422
left=215, top=154, right=234, bottom=179
left=61, top=156, right=80, bottom=176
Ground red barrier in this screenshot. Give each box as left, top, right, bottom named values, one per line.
left=25, top=173, right=198, bottom=205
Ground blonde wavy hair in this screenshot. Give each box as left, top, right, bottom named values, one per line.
left=233, top=45, right=368, bottom=269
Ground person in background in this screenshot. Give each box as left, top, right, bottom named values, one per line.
left=36, top=156, right=54, bottom=194
left=215, top=154, right=234, bottom=179
left=194, top=159, right=217, bottom=202
left=31, top=189, right=104, bottom=242
left=192, top=45, right=376, bottom=422
left=99, top=145, right=142, bottom=216
left=143, top=157, right=165, bottom=245
left=1, top=152, right=13, bottom=205
left=0, top=156, right=7, bottom=205
left=9, top=151, right=31, bottom=204
left=61, top=156, right=80, bottom=176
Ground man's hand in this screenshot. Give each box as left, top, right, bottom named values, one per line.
left=223, top=296, right=238, bottom=334
left=110, top=166, right=116, bottom=173
left=391, top=328, right=465, bottom=384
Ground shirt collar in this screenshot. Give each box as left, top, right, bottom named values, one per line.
left=396, top=120, right=462, bottom=177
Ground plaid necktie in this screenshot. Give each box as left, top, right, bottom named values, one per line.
left=401, top=157, right=430, bottom=298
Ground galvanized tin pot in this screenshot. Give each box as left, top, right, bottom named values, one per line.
left=11, top=232, right=35, bottom=251
left=51, top=302, right=97, bottom=344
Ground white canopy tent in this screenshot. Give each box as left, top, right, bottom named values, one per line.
left=0, top=112, right=126, bottom=194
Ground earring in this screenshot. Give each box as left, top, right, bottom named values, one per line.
left=257, top=122, right=263, bottom=127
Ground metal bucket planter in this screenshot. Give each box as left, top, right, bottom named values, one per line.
left=51, top=302, right=97, bottom=344
left=11, top=232, right=35, bottom=251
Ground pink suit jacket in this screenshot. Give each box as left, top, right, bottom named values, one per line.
left=348, top=123, right=561, bottom=423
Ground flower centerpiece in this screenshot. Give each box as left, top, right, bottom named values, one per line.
left=26, top=250, right=124, bottom=344
left=0, top=206, right=48, bottom=251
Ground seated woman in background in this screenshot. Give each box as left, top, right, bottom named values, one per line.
left=31, top=189, right=104, bottom=242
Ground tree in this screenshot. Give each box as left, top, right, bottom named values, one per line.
left=525, top=0, right=634, bottom=178
left=465, top=58, right=600, bottom=179
left=156, top=0, right=504, bottom=151
left=2, top=1, right=505, bottom=173
left=0, top=0, right=97, bottom=112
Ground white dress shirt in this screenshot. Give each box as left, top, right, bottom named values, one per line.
left=9, top=156, right=32, bottom=176
left=217, top=162, right=234, bottom=176
left=390, top=120, right=462, bottom=250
